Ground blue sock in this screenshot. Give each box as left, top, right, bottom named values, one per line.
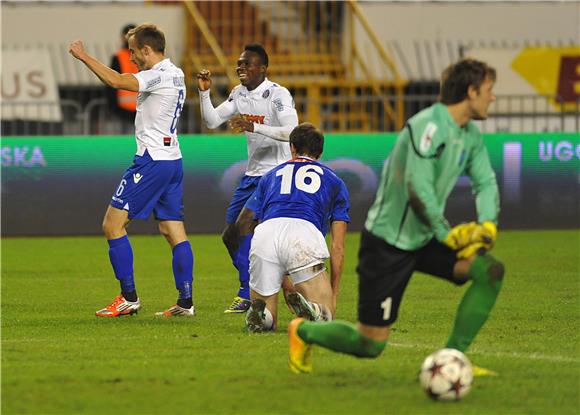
left=172, top=240, right=194, bottom=300
left=108, top=235, right=135, bottom=293
left=235, top=234, right=252, bottom=299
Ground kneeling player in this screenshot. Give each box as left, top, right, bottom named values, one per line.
left=244, top=123, right=350, bottom=332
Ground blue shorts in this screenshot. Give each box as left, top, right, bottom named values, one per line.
left=110, top=151, right=184, bottom=221
left=226, top=175, right=261, bottom=224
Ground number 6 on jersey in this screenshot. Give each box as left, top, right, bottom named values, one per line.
left=276, top=164, right=324, bottom=194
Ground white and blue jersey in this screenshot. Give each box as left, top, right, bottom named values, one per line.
left=110, top=58, right=187, bottom=220
left=251, top=157, right=351, bottom=235
left=199, top=78, right=298, bottom=223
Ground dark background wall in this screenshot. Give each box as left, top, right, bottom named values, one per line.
left=2, top=133, right=579, bottom=236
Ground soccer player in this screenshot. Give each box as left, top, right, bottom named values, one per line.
left=288, top=59, right=504, bottom=376
left=197, top=44, right=299, bottom=313
left=244, top=123, right=350, bottom=332
left=69, top=24, right=195, bottom=317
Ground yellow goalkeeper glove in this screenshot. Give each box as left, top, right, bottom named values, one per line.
left=456, top=221, right=498, bottom=259
left=472, top=221, right=497, bottom=246
left=457, top=242, right=488, bottom=259
left=442, top=222, right=478, bottom=250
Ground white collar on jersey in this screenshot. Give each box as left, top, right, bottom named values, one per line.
left=151, top=58, right=171, bottom=70
left=241, top=77, right=271, bottom=95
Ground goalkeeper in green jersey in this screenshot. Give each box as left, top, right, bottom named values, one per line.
left=288, top=58, right=504, bottom=377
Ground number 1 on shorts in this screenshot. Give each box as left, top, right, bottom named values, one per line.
left=381, top=297, right=392, bottom=320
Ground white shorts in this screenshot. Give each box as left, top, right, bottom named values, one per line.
left=250, top=217, right=330, bottom=296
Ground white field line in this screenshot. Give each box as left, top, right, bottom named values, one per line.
left=3, top=337, right=579, bottom=364
left=389, top=341, right=580, bottom=363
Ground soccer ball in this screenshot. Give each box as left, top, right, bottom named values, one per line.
left=419, top=348, right=473, bottom=401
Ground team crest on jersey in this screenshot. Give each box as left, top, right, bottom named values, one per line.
left=419, top=122, right=438, bottom=153
left=262, top=89, right=270, bottom=99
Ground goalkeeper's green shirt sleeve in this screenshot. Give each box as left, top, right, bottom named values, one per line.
left=465, top=131, right=500, bottom=224
left=404, top=123, right=450, bottom=242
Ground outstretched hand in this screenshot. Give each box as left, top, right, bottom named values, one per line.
left=69, top=40, right=86, bottom=60
left=197, top=69, right=212, bottom=91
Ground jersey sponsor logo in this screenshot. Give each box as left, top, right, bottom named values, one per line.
left=133, top=173, right=144, bottom=184
left=272, top=98, right=284, bottom=112
left=419, top=122, right=438, bottom=153
left=242, top=114, right=265, bottom=124
left=262, top=89, right=270, bottom=99
left=146, top=76, right=162, bottom=89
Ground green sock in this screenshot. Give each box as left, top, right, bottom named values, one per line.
left=446, top=254, right=505, bottom=352
left=297, top=320, right=386, bottom=358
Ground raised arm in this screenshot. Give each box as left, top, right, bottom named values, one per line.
left=197, top=69, right=238, bottom=129
left=69, top=40, right=138, bottom=92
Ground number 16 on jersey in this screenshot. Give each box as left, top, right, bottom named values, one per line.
left=276, top=164, right=324, bottom=194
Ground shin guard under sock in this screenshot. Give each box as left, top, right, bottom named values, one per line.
left=172, top=240, right=194, bottom=303
left=446, top=255, right=505, bottom=352
left=108, top=235, right=135, bottom=295
left=298, top=320, right=386, bottom=358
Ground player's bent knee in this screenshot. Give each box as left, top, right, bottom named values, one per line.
left=102, top=219, right=121, bottom=239
left=482, top=254, right=505, bottom=283
left=158, top=223, right=170, bottom=238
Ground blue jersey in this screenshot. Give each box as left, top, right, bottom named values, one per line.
left=252, top=157, right=350, bottom=235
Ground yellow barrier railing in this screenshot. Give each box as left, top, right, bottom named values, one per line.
left=182, top=1, right=236, bottom=86
left=346, top=0, right=407, bottom=130
left=179, top=0, right=407, bottom=132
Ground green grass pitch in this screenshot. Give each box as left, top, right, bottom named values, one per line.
left=2, top=230, right=579, bottom=414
